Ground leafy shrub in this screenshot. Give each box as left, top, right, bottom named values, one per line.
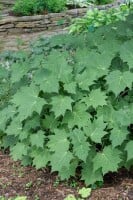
left=13, top=0, right=38, bottom=16
left=46, top=0, right=66, bottom=12
left=13, top=0, right=66, bottom=16
left=69, top=4, right=132, bottom=34
left=0, top=14, right=133, bottom=186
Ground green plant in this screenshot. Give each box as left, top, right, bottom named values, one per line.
left=0, top=14, right=133, bottom=186
left=25, top=181, right=33, bottom=189
left=12, top=0, right=38, bottom=15
left=12, top=0, right=66, bottom=16
left=64, top=187, right=92, bottom=199
left=69, top=4, right=131, bottom=34
left=46, top=0, right=66, bottom=12
left=0, top=197, right=27, bottom=200
left=53, top=177, right=60, bottom=187
left=64, top=194, right=77, bottom=200
left=78, top=187, right=91, bottom=198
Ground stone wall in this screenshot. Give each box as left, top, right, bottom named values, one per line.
left=0, top=8, right=88, bottom=35
left=0, top=0, right=124, bottom=35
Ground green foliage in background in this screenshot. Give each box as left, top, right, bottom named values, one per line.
left=69, top=4, right=132, bottom=34
left=13, top=0, right=66, bottom=16
left=0, top=14, right=133, bottom=186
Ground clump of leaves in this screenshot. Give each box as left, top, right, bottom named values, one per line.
left=64, top=187, right=92, bottom=199
left=69, top=4, right=132, bottom=34
left=0, top=14, right=133, bottom=186
left=12, top=0, right=66, bottom=16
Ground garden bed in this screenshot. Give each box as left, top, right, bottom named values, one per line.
left=0, top=0, right=124, bottom=35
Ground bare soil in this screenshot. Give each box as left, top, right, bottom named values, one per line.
left=0, top=151, right=133, bottom=200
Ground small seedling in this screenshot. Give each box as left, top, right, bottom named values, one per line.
left=64, top=187, right=92, bottom=200
left=53, top=178, right=60, bottom=187
left=25, top=181, right=33, bottom=189
left=34, top=195, right=40, bottom=200
left=78, top=187, right=91, bottom=198
left=64, top=194, right=76, bottom=200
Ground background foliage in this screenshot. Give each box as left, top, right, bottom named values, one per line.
left=0, top=13, right=133, bottom=185
left=12, top=0, right=115, bottom=16
left=69, top=4, right=132, bottom=34
left=13, top=0, right=67, bottom=15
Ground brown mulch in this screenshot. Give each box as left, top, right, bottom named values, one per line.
left=0, top=150, right=133, bottom=200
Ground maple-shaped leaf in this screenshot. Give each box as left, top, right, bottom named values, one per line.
left=106, top=70, right=133, bottom=96
left=114, top=107, right=132, bottom=127
left=64, top=81, right=77, bottom=94
left=5, top=119, right=22, bottom=136
left=125, top=141, right=133, bottom=161
left=81, top=150, right=103, bottom=185
left=84, top=116, right=107, bottom=143
left=18, top=130, right=30, bottom=141
left=50, top=95, right=74, bottom=117
left=50, top=151, right=73, bottom=171
left=63, top=103, right=91, bottom=129
left=98, top=39, right=121, bottom=57
left=110, top=126, right=129, bottom=148
left=2, top=135, right=18, bottom=148
left=82, top=89, right=107, bottom=109
left=12, top=85, right=46, bottom=120
left=30, top=130, right=45, bottom=148
left=24, top=114, right=40, bottom=130
left=120, top=40, right=133, bottom=69
left=71, top=129, right=90, bottom=161
left=76, top=69, right=97, bottom=91
left=33, top=68, right=59, bottom=93
left=10, top=142, right=28, bottom=161
left=47, top=129, right=69, bottom=153
left=93, top=145, right=122, bottom=175
left=97, top=105, right=119, bottom=129
left=86, top=52, right=112, bottom=77
left=11, top=62, right=29, bottom=83
left=41, top=113, right=59, bottom=131
left=59, top=159, right=78, bottom=180
left=32, top=149, right=50, bottom=169
left=45, top=51, right=72, bottom=82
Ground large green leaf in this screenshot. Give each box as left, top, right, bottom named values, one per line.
left=30, top=130, right=45, bottom=148
left=93, top=145, right=122, bottom=175
left=33, top=68, right=59, bottom=93
left=11, top=62, right=30, bottom=83
left=50, top=151, right=73, bottom=172
left=84, top=116, right=107, bottom=143
left=12, top=85, right=46, bottom=120
left=63, top=103, right=91, bottom=129
left=41, top=113, right=59, bottom=131
left=47, top=129, right=70, bottom=153
left=110, top=126, right=129, bottom=148
left=76, top=69, right=97, bottom=91
left=82, top=89, right=107, bottom=109
left=106, top=70, right=133, bottom=96
left=45, top=51, right=72, bottom=82
left=81, top=150, right=103, bottom=185
left=32, top=148, right=50, bottom=169
left=71, top=129, right=90, bottom=161
left=50, top=95, right=74, bottom=117
left=10, top=142, right=28, bottom=161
